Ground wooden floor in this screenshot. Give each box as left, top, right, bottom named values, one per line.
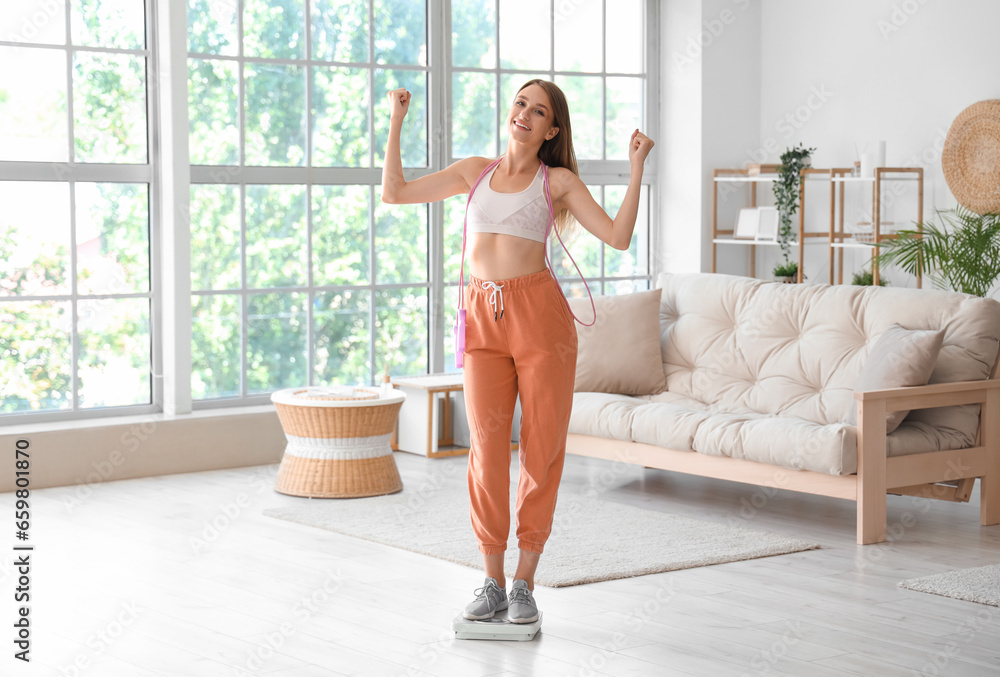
left=4, top=450, right=1000, bottom=677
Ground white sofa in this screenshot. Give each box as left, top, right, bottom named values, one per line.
left=566, top=272, right=1000, bottom=544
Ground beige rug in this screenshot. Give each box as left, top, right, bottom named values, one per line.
left=263, top=485, right=820, bottom=587
left=899, top=564, right=1000, bottom=607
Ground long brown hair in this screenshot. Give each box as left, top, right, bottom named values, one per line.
left=515, top=79, right=579, bottom=241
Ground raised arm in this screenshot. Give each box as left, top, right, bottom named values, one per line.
left=552, top=129, right=654, bottom=250
left=381, top=88, right=488, bottom=204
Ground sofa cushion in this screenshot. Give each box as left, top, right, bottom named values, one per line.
left=567, top=288, right=667, bottom=396
left=847, top=323, right=945, bottom=433
left=569, top=392, right=980, bottom=476
left=656, top=272, right=1000, bottom=451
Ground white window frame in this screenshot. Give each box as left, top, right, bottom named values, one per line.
left=1, top=0, right=658, bottom=423
left=0, top=0, right=161, bottom=425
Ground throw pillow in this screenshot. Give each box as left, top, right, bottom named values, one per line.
left=566, top=287, right=667, bottom=395
left=849, top=323, right=945, bottom=433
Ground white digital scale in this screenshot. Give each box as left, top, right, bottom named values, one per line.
left=452, top=610, right=543, bottom=641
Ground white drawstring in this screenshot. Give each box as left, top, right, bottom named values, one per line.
left=482, top=281, right=504, bottom=321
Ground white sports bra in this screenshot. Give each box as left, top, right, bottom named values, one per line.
left=465, top=162, right=549, bottom=243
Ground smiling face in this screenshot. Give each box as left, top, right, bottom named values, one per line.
left=508, top=84, right=559, bottom=145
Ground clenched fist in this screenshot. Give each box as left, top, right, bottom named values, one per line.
left=387, top=88, right=410, bottom=124
left=629, top=129, right=654, bottom=166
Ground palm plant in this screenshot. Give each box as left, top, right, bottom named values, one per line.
left=873, top=205, right=1000, bottom=298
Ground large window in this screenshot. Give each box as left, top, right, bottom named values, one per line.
left=188, top=0, right=432, bottom=405
left=0, top=0, right=154, bottom=420
left=1, top=0, right=655, bottom=420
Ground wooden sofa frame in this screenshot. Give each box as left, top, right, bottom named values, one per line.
left=566, top=374, right=1000, bottom=545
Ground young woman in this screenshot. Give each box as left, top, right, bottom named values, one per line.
left=382, top=80, right=653, bottom=624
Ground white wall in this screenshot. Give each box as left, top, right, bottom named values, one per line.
left=658, top=0, right=1000, bottom=294
left=657, top=0, right=762, bottom=276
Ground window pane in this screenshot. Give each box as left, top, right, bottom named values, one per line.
left=373, top=69, right=426, bottom=167
left=1, top=1, right=67, bottom=45
left=452, top=0, right=495, bottom=68
left=0, top=300, right=72, bottom=413
left=606, top=0, right=643, bottom=74
left=375, top=287, right=427, bottom=379
left=0, top=182, right=70, bottom=297
left=312, top=185, right=369, bottom=286
left=374, top=200, right=427, bottom=285
left=443, top=194, right=467, bottom=287
left=187, top=0, right=237, bottom=55
left=499, top=0, right=550, bottom=71
left=71, top=0, right=145, bottom=49
left=246, top=185, right=307, bottom=289
left=606, top=77, right=642, bottom=160
left=314, top=289, right=369, bottom=386
left=606, top=277, right=648, bottom=294
left=76, top=183, right=149, bottom=295
left=243, top=0, right=305, bottom=59
left=73, top=52, right=147, bottom=164
left=245, top=63, right=306, bottom=166
left=312, top=67, right=369, bottom=167
left=373, top=0, right=426, bottom=66
left=78, top=297, right=150, bottom=408
left=0, top=47, right=67, bottom=161
left=190, top=185, right=240, bottom=290
left=551, top=185, right=600, bottom=279
left=192, top=294, right=241, bottom=399
left=555, top=74, right=602, bottom=159
left=188, top=58, right=239, bottom=165
left=247, top=292, right=307, bottom=393
left=452, top=72, right=496, bottom=159
left=554, top=0, right=602, bottom=72
left=604, top=185, right=648, bottom=277
left=312, top=0, right=368, bottom=62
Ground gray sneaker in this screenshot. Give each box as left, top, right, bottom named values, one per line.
left=462, top=577, right=508, bottom=620
left=508, top=579, right=539, bottom=623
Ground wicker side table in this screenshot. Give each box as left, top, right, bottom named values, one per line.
left=270, top=386, right=406, bottom=498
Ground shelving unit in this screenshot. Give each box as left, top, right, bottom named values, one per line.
left=712, top=165, right=924, bottom=285
left=825, top=167, right=924, bottom=286
left=711, top=167, right=829, bottom=282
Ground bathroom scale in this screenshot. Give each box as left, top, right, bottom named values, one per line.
left=452, top=610, right=542, bottom=641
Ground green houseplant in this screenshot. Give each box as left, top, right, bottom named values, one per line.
left=873, top=205, right=1000, bottom=297
left=772, top=260, right=799, bottom=283
left=852, top=268, right=888, bottom=286
left=772, top=143, right=816, bottom=280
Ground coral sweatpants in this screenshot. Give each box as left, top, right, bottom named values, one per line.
left=462, top=267, right=578, bottom=555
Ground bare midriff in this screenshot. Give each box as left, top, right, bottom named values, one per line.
left=467, top=232, right=548, bottom=281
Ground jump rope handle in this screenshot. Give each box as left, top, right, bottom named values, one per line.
left=456, top=157, right=597, bottom=326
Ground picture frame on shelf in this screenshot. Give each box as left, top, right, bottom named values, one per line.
left=755, top=206, right=779, bottom=241
left=734, top=208, right=760, bottom=239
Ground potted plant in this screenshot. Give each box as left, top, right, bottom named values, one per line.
left=773, top=260, right=799, bottom=284
left=873, top=205, right=1000, bottom=297
left=851, top=269, right=889, bottom=286
left=771, top=143, right=816, bottom=282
